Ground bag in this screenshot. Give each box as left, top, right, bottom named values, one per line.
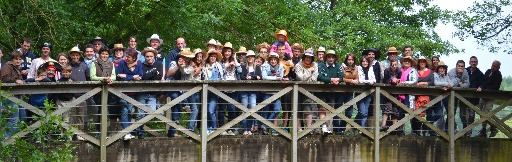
left=415, top=95, right=429, bottom=117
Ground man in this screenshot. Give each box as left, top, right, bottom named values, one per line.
left=16, top=38, right=36, bottom=79
left=83, top=44, right=96, bottom=68
left=477, top=60, right=502, bottom=138
left=27, top=42, right=55, bottom=79
left=165, top=37, right=187, bottom=138
left=462, top=56, right=484, bottom=137
left=89, top=36, right=108, bottom=57
left=317, top=49, right=343, bottom=134
left=316, top=47, right=326, bottom=63
left=446, top=60, right=470, bottom=131
left=277, top=43, right=294, bottom=132
left=127, top=36, right=143, bottom=62
left=362, top=48, right=382, bottom=83
left=380, top=47, right=400, bottom=79
left=398, top=45, right=417, bottom=61
left=291, top=43, right=303, bottom=65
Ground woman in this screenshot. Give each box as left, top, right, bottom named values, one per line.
left=219, top=42, right=241, bottom=135
left=1, top=50, right=25, bottom=138
left=356, top=56, right=376, bottom=130
left=240, top=50, right=262, bottom=135
left=293, top=50, right=318, bottom=132
left=90, top=47, right=116, bottom=137
left=432, top=61, right=451, bottom=135
left=115, top=49, right=143, bottom=140
left=413, top=56, right=434, bottom=136
left=333, top=53, right=358, bottom=134
left=398, top=56, right=418, bottom=135
left=256, top=42, right=270, bottom=60
left=57, top=53, right=69, bottom=66
left=109, top=43, right=126, bottom=67
left=185, top=49, right=204, bottom=132
left=203, top=49, right=224, bottom=134
left=381, top=59, right=402, bottom=131
left=261, top=52, right=284, bottom=134
left=430, top=56, right=440, bottom=71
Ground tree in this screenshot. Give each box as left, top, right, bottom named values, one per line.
left=453, top=0, right=512, bottom=54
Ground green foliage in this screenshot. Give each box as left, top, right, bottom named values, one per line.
left=0, top=0, right=456, bottom=60
left=500, top=76, right=512, bottom=91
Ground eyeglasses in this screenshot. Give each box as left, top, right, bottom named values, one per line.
left=43, top=42, right=52, bottom=47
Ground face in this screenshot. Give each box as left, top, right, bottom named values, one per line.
left=70, top=53, right=81, bottom=63
left=223, top=49, right=232, bottom=59
left=304, top=56, right=313, bottom=64
left=366, top=52, right=375, bottom=62
left=277, top=46, right=286, bottom=57
left=292, top=49, right=301, bottom=58
left=208, top=54, right=217, bottom=63
left=326, top=55, right=335, bottom=65
left=255, top=57, right=263, bottom=65
left=176, top=38, right=186, bottom=50
left=491, top=61, right=500, bottom=72
left=388, top=52, right=397, bottom=61
left=145, top=52, right=155, bottom=64
left=456, top=63, right=465, bottom=73
left=432, top=57, right=439, bottom=66
left=195, top=53, right=203, bottom=64
left=317, top=52, right=325, bottom=61
left=115, top=49, right=124, bottom=59
left=39, top=72, right=48, bottom=78
left=391, top=61, right=398, bottom=70
left=13, top=57, right=23, bottom=66
left=346, top=56, right=354, bottom=66
left=22, top=41, right=31, bottom=54
left=46, top=69, right=55, bottom=78
left=126, top=55, right=136, bottom=64
left=150, top=39, right=160, bottom=49
left=85, top=48, right=95, bottom=59
left=100, top=51, right=109, bottom=61
left=182, top=57, right=191, bottom=64
left=93, top=41, right=103, bottom=51
left=58, top=55, right=68, bottom=65
left=362, top=59, right=369, bottom=67
left=259, top=48, right=268, bottom=58
left=41, top=47, right=51, bottom=56
left=470, top=58, right=478, bottom=68
left=278, top=35, right=285, bottom=42
left=269, top=57, right=278, bottom=66
left=62, top=70, right=71, bottom=78
left=207, top=45, right=216, bottom=51
left=438, top=67, right=446, bottom=75
left=402, top=60, right=411, bottom=68
left=419, top=60, right=427, bottom=68
left=129, top=38, right=137, bottom=48
left=246, top=56, right=255, bottom=63
left=0, top=49, right=3, bottom=59
left=404, top=48, right=413, bottom=56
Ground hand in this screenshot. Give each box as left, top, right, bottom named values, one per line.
left=21, top=70, right=28, bottom=75
left=117, top=74, right=127, bottom=78
left=133, top=75, right=141, bottom=81
left=277, top=77, right=282, bottom=80
left=283, top=78, right=289, bottom=81
left=35, top=76, right=45, bottom=81
left=256, top=76, right=261, bottom=80
left=15, top=79, right=23, bottom=85
left=351, top=80, right=359, bottom=84
left=246, top=76, right=251, bottom=80
left=477, top=87, right=482, bottom=92
left=308, top=67, right=315, bottom=72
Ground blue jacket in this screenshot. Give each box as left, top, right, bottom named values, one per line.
left=25, top=77, right=52, bottom=106
left=116, top=60, right=144, bottom=81
left=166, top=47, right=181, bottom=80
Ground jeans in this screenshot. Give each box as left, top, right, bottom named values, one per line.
left=333, top=93, right=354, bottom=133
left=207, top=92, right=219, bottom=130
left=426, top=99, right=444, bottom=135
left=460, top=98, right=478, bottom=129
left=119, top=96, right=136, bottom=131
left=240, top=92, right=257, bottom=131
left=217, top=92, right=238, bottom=128
left=261, top=93, right=281, bottom=128
left=356, top=95, right=372, bottom=128
left=136, top=93, right=157, bottom=136
left=188, top=93, right=200, bottom=131
left=167, top=91, right=183, bottom=136
left=3, top=100, right=20, bottom=138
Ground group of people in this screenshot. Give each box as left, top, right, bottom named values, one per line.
left=1, top=29, right=504, bottom=141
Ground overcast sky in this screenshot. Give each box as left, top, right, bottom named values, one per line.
left=431, top=0, right=512, bottom=77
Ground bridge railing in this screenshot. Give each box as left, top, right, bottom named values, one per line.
left=1, top=81, right=512, bottom=162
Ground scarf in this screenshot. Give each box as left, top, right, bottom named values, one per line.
left=398, top=67, right=412, bottom=102
left=96, top=59, right=111, bottom=77
left=302, top=60, right=312, bottom=68
left=362, top=66, right=370, bottom=80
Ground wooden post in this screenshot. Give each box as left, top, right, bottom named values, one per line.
left=292, top=84, right=299, bottom=162
left=201, top=84, right=208, bottom=162
left=448, top=90, right=455, bottom=162
left=100, top=84, right=108, bottom=162
left=374, top=87, right=380, bottom=162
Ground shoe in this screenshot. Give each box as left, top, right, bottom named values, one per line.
left=335, top=131, right=345, bottom=135
left=206, top=129, right=213, bottom=135
left=489, top=128, right=498, bottom=138
left=261, top=127, right=269, bottom=135
left=227, top=130, right=236, bottom=136
left=123, top=134, right=135, bottom=140
left=77, top=135, right=86, bottom=141
left=243, top=131, right=253, bottom=136
left=380, top=126, right=389, bottom=131
left=271, top=129, right=278, bottom=135
left=322, top=125, right=332, bottom=134
left=220, top=131, right=229, bottom=136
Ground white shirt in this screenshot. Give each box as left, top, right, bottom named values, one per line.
left=27, top=57, right=55, bottom=79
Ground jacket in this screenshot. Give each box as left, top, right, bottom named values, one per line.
left=166, top=47, right=181, bottom=80
left=203, top=62, right=224, bottom=81
left=434, top=73, right=452, bottom=86
left=90, top=61, right=116, bottom=81
left=241, top=64, right=262, bottom=80
left=141, top=61, right=163, bottom=80
left=479, top=69, right=502, bottom=90
left=294, top=61, right=318, bottom=82
left=357, top=66, right=376, bottom=84
left=261, top=63, right=284, bottom=80
left=417, top=68, right=434, bottom=86
left=342, top=63, right=359, bottom=85
left=70, top=61, right=89, bottom=81
left=447, top=68, right=469, bottom=88
left=466, top=67, right=484, bottom=88
left=116, top=60, right=143, bottom=81
left=383, top=67, right=402, bottom=85
left=371, top=60, right=381, bottom=83
left=1, top=62, right=23, bottom=83
left=317, top=62, right=344, bottom=84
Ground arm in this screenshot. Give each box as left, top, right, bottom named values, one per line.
left=261, top=65, right=278, bottom=80
left=427, top=71, right=435, bottom=86
left=434, top=73, right=451, bottom=86
left=89, top=64, right=104, bottom=81
left=1, top=67, right=15, bottom=83
left=294, top=64, right=307, bottom=81
left=166, top=61, right=179, bottom=78
left=310, top=64, right=319, bottom=82
left=27, top=62, right=36, bottom=79
left=180, top=64, right=194, bottom=75
left=460, top=72, right=470, bottom=88
left=252, top=65, right=263, bottom=80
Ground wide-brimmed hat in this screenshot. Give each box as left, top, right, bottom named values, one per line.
left=268, top=52, right=279, bottom=60
left=274, top=30, right=288, bottom=41
left=246, top=50, right=256, bottom=57
left=302, top=48, right=315, bottom=61
left=323, top=49, right=338, bottom=60
left=113, top=44, right=124, bottom=50
left=386, top=46, right=401, bottom=55
left=89, top=36, right=108, bottom=46
left=362, top=48, right=381, bottom=60
left=68, top=46, right=82, bottom=55
left=223, top=42, right=233, bottom=50
left=141, top=47, right=158, bottom=56
left=207, top=49, right=222, bottom=62
left=38, top=61, right=62, bottom=72
left=400, top=56, right=417, bottom=67
left=236, top=46, right=247, bottom=54
left=193, top=48, right=203, bottom=55
left=436, top=61, right=448, bottom=71
left=146, top=34, right=163, bottom=44
left=206, top=39, right=217, bottom=46
left=216, top=41, right=223, bottom=47
left=417, top=56, right=431, bottom=68
left=180, top=48, right=195, bottom=58
left=316, top=47, right=326, bottom=55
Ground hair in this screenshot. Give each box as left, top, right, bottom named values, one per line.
left=11, top=50, right=23, bottom=59
left=98, top=47, right=109, bottom=55
left=277, top=42, right=286, bottom=48
left=343, top=53, right=357, bottom=68
left=456, top=60, right=465, bottom=66
left=21, top=38, right=32, bottom=45
left=416, top=59, right=429, bottom=69
left=129, top=36, right=137, bottom=41
left=431, top=55, right=440, bottom=61
left=291, top=43, right=304, bottom=53
left=62, top=65, right=73, bottom=72
left=390, top=59, right=399, bottom=74
left=256, top=42, right=270, bottom=53
left=469, top=56, right=477, bottom=60
left=360, top=55, right=370, bottom=67
left=436, top=65, right=447, bottom=73
left=37, top=68, right=47, bottom=75
left=58, top=52, right=68, bottom=60
left=125, top=48, right=138, bottom=60
left=221, top=48, right=234, bottom=63
left=403, top=45, right=413, bottom=51
left=256, top=56, right=265, bottom=63
left=84, top=43, right=94, bottom=51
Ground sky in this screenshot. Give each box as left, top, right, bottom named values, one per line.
left=430, top=0, right=512, bottom=77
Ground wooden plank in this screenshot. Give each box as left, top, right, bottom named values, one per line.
left=455, top=97, right=512, bottom=139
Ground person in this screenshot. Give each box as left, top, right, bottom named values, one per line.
left=136, top=47, right=162, bottom=139
left=68, top=46, right=89, bottom=140
left=447, top=60, right=470, bottom=131
left=16, top=38, right=36, bottom=80
left=219, top=42, right=241, bottom=135
left=362, top=48, right=381, bottom=83
left=115, top=49, right=143, bottom=140
left=109, top=43, right=126, bottom=67
left=165, top=37, right=187, bottom=137
left=175, top=48, right=198, bottom=134
left=317, top=50, right=344, bottom=134
left=1, top=50, right=25, bottom=138
left=399, top=45, right=417, bottom=61
left=463, top=56, right=484, bottom=137
left=315, top=47, right=326, bottom=64
left=206, top=39, right=217, bottom=51
left=202, top=49, right=224, bottom=134
left=240, top=50, right=262, bottom=135
left=186, top=48, right=204, bottom=132
left=398, top=56, right=418, bottom=135
left=235, top=46, right=247, bottom=66
left=430, top=56, right=440, bottom=71
left=356, top=56, right=376, bottom=131
left=90, top=47, right=116, bottom=137
left=27, top=42, right=55, bottom=79
left=290, top=43, right=303, bottom=65
left=270, top=30, right=292, bottom=58
left=57, top=53, right=69, bottom=67
left=380, top=47, right=400, bottom=79
left=89, top=36, right=108, bottom=57
left=432, top=61, right=451, bottom=136
left=25, top=64, right=57, bottom=110
left=477, top=60, right=502, bottom=138
left=293, top=50, right=318, bottom=132
left=216, top=41, right=223, bottom=53
left=332, top=53, right=358, bottom=135
left=276, top=42, right=294, bottom=133
left=0, top=48, right=6, bottom=68
left=413, top=56, right=434, bottom=136
left=83, top=44, right=97, bottom=68
left=127, top=36, right=143, bottom=62
left=381, top=59, right=401, bottom=131
left=261, top=52, right=284, bottom=134
left=256, top=42, right=270, bottom=60
left=55, top=64, right=86, bottom=140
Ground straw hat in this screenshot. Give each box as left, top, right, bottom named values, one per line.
left=436, top=61, right=448, bottom=71
left=400, top=56, right=417, bottom=67
left=146, top=34, right=163, bottom=44
left=316, top=46, right=326, bottom=55
left=274, top=30, right=288, bottom=41
left=223, top=42, right=233, bottom=50
left=193, top=48, right=203, bottom=55
left=216, top=41, right=223, bottom=48
left=246, top=50, right=256, bottom=57
left=207, top=49, right=222, bottom=62
left=236, top=46, right=247, bottom=54
left=323, top=49, right=338, bottom=60
left=268, top=52, right=279, bottom=60
left=386, top=46, right=401, bottom=55
left=142, top=47, right=158, bottom=56
left=362, top=48, right=381, bottom=60
left=68, top=46, right=83, bottom=55
left=180, top=48, right=195, bottom=58
left=89, top=36, right=108, bottom=46
left=417, top=56, right=431, bottom=68
left=113, top=44, right=124, bottom=50
left=207, top=39, right=217, bottom=46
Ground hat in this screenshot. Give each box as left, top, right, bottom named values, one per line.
left=39, top=61, right=62, bottom=72
left=146, top=34, right=163, bottom=44
left=316, top=46, right=326, bottom=55
left=246, top=50, right=256, bottom=57
left=268, top=52, right=279, bottom=60
left=207, top=49, right=222, bottom=62
left=193, top=48, right=203, bottom=54
left=89, top=36, right=108, bottom=47
left=216, top=41, right=223, bottom=47
left=68, top=46, right=82, bottom=55
left=236, top=46, right=247, bottom=54
left=274, top=30, right=288, bottom=41
left=302, top=48, right=315, bottom=60
left=113, top=44, right=124, bottom=50
left=41, top=42, right=52, bottom=50
left=400, top=56, right=417, bottom=67
left=207, top=39, right=217, bottom=46
left=436, top=61, right=448, bottom=71
left=223, top=42, right=233, bottom=50
left=180, top=48, right=195, bottom=58
left=324, top=49, right=338, bottom=60
left=141, top=47, right=158, bottom=56
left=417, top=56, right=431, bottom=68
left=362, top=48, right=381, bottom=60
left=386, top=47, right=401, bottom=55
